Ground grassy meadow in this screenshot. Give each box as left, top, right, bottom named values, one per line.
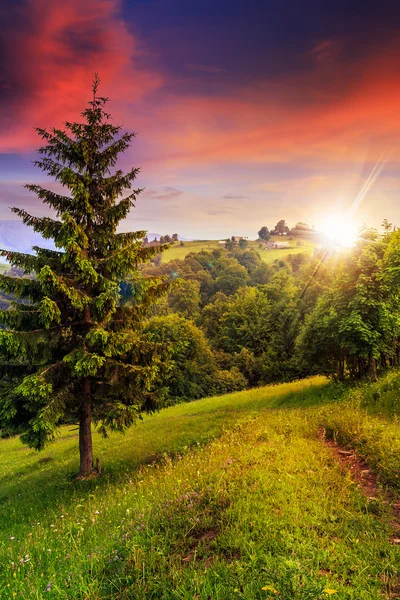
left=161, top=236, right=318, bottom=264
left=1, top=373, right=400, bottom=599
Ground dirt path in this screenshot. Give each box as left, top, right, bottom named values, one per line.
left=320, top=434, right=400, bottom=598
left=320, top=434, right=400, bottom=545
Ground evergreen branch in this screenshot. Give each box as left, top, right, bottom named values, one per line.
left=32, top=158, right=93, bottom=193
left=38, top=266, right=91, bottom=310
left=100, top=192, right=139, bottom=226
left=0, top=274, right=43, bottom=301
left=32, top=247, right=64, bottom=261
left=113, top=230, right=148, bottom=245
left=7, top=319, right=88, bottom=336
left=103, top=168, right=141, bottom=198
left=10, top=208, right=62, bottom=240
left=0, top=249, right=47, bottom=274
left=93, top=132, right=136, bottom=172
left=24, top=184, right=72, bottom=214
left=39, top=383, right=74, bottom=425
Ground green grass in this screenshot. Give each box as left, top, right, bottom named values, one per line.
left=161, top=240, right=221, bottom=262
left=256, top=237, right=317, bottom=264
left=161, top=237, right=318, bottom=264
left=1, top=374, right=400, bottom=598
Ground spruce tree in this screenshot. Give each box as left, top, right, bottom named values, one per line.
left=0, top=76, right=171, bottom=477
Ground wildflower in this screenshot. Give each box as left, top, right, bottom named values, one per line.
left=45, top=582, right=52, bottom=592
left=262, top=585, right=278, bottom=594
left=323, top=590, right=337, bottom=596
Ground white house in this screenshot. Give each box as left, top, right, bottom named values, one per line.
left=267, top=241, right=290, bottom=249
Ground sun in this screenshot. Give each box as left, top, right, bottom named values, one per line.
left=319, top=213, right=358, bottom=247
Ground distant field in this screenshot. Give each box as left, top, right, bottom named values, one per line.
left=161, top=236, right=319, bottom=264
left=161, top=240, right=221, bottom=262
left=0, top=263, right=8, bottom=274
left=255, top=237, right=318, bottom=264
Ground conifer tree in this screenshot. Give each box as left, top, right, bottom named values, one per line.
left=0, top=76, right=171, bottom=477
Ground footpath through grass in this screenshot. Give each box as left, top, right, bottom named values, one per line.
left=1, top=374, right=400, bottom=599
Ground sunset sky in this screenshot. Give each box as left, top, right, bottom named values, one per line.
left=1, top=0, right=400, bottom=239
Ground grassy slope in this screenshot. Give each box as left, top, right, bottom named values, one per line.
left=161, top=237, right=318, bottom=264
left=161, top=240, right=221, bottom=262
left=1, top=375, right=400, bottom=599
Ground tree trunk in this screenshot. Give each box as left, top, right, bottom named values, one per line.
left=337, top=357, right=344, bottom=381
left=79, top=376, right=93, bottom=478
left=369, top=356, right=377, bottom=382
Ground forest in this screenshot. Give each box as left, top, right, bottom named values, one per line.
left=137, top=219, right=400, bottom=394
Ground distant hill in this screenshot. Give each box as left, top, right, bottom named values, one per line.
left=0, top=221, right=191, bottom=255
left=0, top=220, right=55, bottom=254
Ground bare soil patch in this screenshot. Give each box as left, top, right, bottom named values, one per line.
left=320, top=431, right=400, bottom=545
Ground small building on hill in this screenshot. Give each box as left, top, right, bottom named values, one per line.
left=267, top=241, right=290, bottom=249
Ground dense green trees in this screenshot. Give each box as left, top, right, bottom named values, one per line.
left=143, top=224, right=400, bottom=388
left=143, top=314, right=246, bottom=403
left=298, top=227, right=400, bottom=380
left=0, top=78, right=170, bottom=476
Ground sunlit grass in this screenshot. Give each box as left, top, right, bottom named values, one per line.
left=160, top=238, right=318, bottom=264
left=1, top=374, right=399, bottom=598
left=161, top=240, right=221, bottom=262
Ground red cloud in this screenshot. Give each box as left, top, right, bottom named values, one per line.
left=137, top=37, right=400, bottom=171
left=0, top=0, right=162, bottom=152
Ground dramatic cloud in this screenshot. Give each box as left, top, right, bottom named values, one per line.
left=0, top=0, right=162, bottom=152
left=140, top=36, right=400, bottom=173
left=2, top=0, right=400, bottom=238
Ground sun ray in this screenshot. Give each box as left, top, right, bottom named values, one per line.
left=317, top=150, right=390, bottom=247
left=349, top=150, right=390, bottom=217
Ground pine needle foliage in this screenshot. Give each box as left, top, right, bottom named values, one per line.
left=0, top=75, right=171, bottom=477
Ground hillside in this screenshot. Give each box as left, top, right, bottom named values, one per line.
left=161, top=236, right=319, bottom=264
left=1, top=373, right=400, bottom=599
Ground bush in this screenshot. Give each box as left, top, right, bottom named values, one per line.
left=143, top=314, right=229, bottom=403
left=212, top=367, right=248, bottom=394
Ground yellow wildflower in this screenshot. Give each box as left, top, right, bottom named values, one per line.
left=323, top=590, right=337, bottom=596
left=262, top=585, right=279, bottom=594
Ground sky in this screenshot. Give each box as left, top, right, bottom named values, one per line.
left=1, top=0, right=400, bottom=239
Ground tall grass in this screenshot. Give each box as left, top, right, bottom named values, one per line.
left=0, top=374, right=399, bottom=598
